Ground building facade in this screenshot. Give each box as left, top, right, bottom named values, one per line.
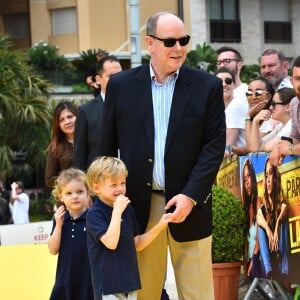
left=0, top=0, right=299, bottom=65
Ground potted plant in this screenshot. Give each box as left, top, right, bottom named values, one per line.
left=212, top=185, right=247, bottom=300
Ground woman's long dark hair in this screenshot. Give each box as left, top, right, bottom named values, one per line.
left=49, top=101, right=78, bottom=157
left=242, top=158, right=258, bottom=232
left=263, top=156, right=285, bottom=230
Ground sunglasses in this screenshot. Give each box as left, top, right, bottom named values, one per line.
left=270, top=101, right=286, bottom=106
left=223, top=77, right=233, bottom=85
left=216, top=58, right=240, bottom=66
left=148, top=34, right=190, bottom=47
left=245, top=90, right=269, bottom=99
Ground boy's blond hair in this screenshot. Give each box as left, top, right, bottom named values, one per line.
left=52, top=168, right=88, bottom=199
left=86, top=156, right=128, bottom=190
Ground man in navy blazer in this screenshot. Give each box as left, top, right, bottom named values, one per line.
left=74, top=56, right=122, bottom=171
left=99, top=12, right=226, bottom=300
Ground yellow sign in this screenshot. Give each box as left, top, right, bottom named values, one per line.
left=0, top=244, right=57, bottom=300
left=216, top=156, right=241, bottom=199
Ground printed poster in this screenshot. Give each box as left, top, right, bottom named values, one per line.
left=217, top=153, right=300, bottom=288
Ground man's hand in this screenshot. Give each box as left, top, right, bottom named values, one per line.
left=11, top=182, right=17, bottom=190
left=270, top=140, right=291, bottom=166
left=165, top=194, right=194, bottom=223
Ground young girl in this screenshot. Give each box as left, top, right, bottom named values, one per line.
left=48, top=168, right=93, bottom=300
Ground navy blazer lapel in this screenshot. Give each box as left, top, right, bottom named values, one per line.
left=165, top=67, right=192, bottom=153
left=136, top=64, right=154, bottom=149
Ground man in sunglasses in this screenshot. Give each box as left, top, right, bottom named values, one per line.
left=270, top=55, right=300, bottom=166
left=98, top=11, right=225, bottom=300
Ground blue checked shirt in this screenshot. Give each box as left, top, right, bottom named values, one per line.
left=150, top=64, right=179, bottom=190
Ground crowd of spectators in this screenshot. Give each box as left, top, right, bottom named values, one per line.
left=215, top=47, right=299, bottom=162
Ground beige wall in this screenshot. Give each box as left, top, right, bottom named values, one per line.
left=31, top=0, right=78, bottom=52
left=46, top=0, right=76, bottom=10
left=3, top=0, right=299, bottom=64
left=76, top=0, right=92, bottom=50
left=30, top=1, right=51, bottom=44
left=0, top=0, right=183, bottom=56
left=49, top=33, right=78, bottom=53
left=77, top=0, right=179, bottom=53
left=84, top=0, right=129, bottom=53
left=27, top=0, right=180, bottom=55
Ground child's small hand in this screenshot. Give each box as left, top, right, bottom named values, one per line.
left=54, top=204, right=65, bottom=226
left=113, top=194, right=130, bottom=213
left=158, top=213, right=172, bottom=228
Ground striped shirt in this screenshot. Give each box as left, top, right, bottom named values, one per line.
left=290, top=96, right=300, bottom=143
left=150, top=65, right=179, bottom=190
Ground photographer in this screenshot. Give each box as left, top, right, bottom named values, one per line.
left=10, top=181, right=29, bottom=224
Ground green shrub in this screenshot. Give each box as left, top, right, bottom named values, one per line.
left=72, top=83, right=93, bottom=93
left=185, top=42, right=217, bottom=72
left=29, top=198, right=53, bottom=221
left=240, top=64, right=261, bottom=84
left=212, top=185, right=247, bottom=263
left=28, top=41, right=79, bottom=85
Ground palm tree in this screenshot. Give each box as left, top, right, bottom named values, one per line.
left=0, top=34, right=51, bottom=188
left=185, top=42, right=217, bottom=73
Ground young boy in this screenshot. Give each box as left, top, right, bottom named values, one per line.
left=86, top=156, right=171, bottom=300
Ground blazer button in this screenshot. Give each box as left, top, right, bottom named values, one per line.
left=146, top=182, right=151, bottom=187
left=148, top=159, right=153, bottom=163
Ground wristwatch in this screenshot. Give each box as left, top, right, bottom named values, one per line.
left=288, top=143, right=294, bottom=155
left=225, top=144, right=233, bottom=155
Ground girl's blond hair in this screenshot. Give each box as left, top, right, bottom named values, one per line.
left=52, top=168, right=88, bottom=200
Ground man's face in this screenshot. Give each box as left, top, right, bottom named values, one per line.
left=291, top=66, right=300, bottom=98
left=260, top=54, right=287, bottom=88
left=96, top=61, right=122, bottom=94
left=216, top=51, right=241, bottom=78
left=146, top=14, right=188, bottom=78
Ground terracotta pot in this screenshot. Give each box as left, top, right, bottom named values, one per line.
left=213, top=261, right=242, bottom=300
